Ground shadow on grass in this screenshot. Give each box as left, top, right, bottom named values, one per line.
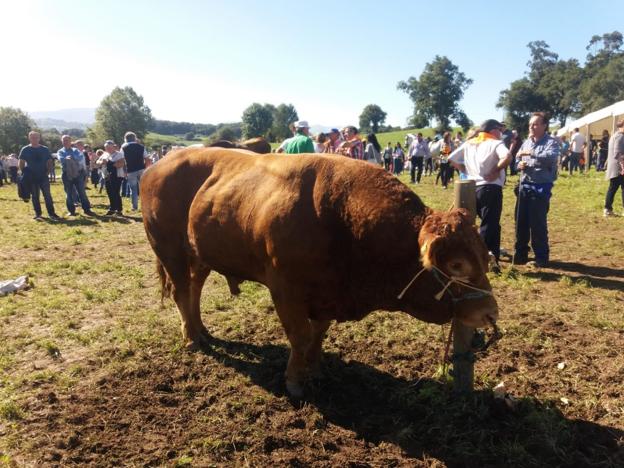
left=547, top=260, right=624, bottom=279
left=200, top=336, right=623, bottom=466
left=522, top=269, right=624, bottom=292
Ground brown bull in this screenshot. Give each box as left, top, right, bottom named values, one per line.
left=140, top=147, right=498, bottom=396
left=208, top=137, right=271, bottom=154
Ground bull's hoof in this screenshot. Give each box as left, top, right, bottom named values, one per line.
left=286, top=379, right=304, bottom=399
left=185, top=330, right=212, bottom=351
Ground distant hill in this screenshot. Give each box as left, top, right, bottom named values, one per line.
left=30, top=108, right=95, bottom=131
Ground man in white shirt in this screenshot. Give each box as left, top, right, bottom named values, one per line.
left=449, top=119, right=512, bottom=272
left=569, top=128, right=586, bottom=175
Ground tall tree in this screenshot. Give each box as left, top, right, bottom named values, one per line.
left=89, top=86, right=153, bottom=145
left=358, top=104, right=387, bottom=133
left=397, top=55, right=472, bottom=132
left=580, top=31, right=624, bottom=113
left=271, top=104, right=298, bottom=142
left=498, top=41, right=582, bottom=128
left=0, top=107, right=35, bottom=154
left=241, top=103, right=274, bottom=139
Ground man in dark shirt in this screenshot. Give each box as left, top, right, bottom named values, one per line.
left=18, top=131, right=60, bottom=221
left=121, top=131, right=148, bottom=211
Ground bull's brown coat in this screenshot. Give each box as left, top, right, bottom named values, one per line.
left=140, top=147, right=497, bottom=395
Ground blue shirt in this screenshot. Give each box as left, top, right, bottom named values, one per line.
left=518, top=134, right=560, bottom=185
left=18, top=145, right=52, bottom=179
left=57, top=146, right=85, bottom=173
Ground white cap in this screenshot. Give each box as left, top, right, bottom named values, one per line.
left=294, top=120, right=310, bottom=129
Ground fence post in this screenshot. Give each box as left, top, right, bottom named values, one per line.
left=452, top=179, right=477, bottom=393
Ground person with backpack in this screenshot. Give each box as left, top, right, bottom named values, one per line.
left=58, top=135, right=95, bottom=216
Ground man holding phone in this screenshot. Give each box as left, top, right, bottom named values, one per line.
left=514, top=112, right=560, bottom=268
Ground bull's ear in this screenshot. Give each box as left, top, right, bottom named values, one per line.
left=420, top=235, right=443, bottom=270
left=455, top=207, right=476, bottom=225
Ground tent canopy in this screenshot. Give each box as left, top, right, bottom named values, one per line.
left=557, top=100, right=624, bottom=139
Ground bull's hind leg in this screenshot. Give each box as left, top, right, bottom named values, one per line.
left=183, top=263, right=212, bottom=350
left=271, top=299, right=313, bottom=398
left=305, top=319, right=331, bottom=379
left=160, top=253, right=211, bottom=349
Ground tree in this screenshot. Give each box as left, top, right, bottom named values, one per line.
left=271, top=104, right=298, bottom=142
left=41, top=128, right=63, bottom=153
left=580, top=31, right=624, bottom=113
left=580, top=55, right=624, bottom=112
left=241, top=103, right=274, bottom=139
left=498, top=41, right=583, bottom=129
left=89, top=86, right=153, bottom=145
left=398, top=55, right=473, bottom=132
left=0, top=107, right=34, bottom=154
left=359, top=104, right=387, bottom=133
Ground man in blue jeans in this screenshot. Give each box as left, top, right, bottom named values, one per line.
left=18, top=131, right=61, bottom=221
left=121, top=131, right=149, bottom=211
left=514, top=112, right=560, bottom=268
left=58, top=134, right=95, bottom=216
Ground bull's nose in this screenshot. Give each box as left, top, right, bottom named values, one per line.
left=459, top=306, right=498, bottom=329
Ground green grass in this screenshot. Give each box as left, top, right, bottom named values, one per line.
left=0, top=164, right=622, bottom=466
left=144, top=131, right=202, bottom=148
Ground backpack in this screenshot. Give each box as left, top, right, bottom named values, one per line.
left=65, top=157, right=81, bottom=180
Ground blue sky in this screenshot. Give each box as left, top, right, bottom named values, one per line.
left=3, top=0, right=623, bottom=128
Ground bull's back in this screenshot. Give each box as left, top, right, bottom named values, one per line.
left=185, top=150, right=425, bottom=287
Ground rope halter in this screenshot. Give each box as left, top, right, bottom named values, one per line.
left=397, top=264, right=493, bottom=303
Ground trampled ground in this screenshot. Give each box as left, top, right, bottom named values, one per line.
left=0, top=166, right=622, bottom=467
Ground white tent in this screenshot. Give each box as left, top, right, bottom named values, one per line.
left=557, top=100, right=624, bottom=139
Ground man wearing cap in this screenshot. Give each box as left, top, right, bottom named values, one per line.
left=449, top=119, right=512, bottom=272
left=514, top=112, right=560, bottom=268
left=285, top=121, right=315, bottom=154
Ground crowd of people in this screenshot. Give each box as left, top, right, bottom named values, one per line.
left=270, top=115, right=623, bottom=271
left=3, top=115, right=623, bottom=271
left=4, top=130, right=159, bottom=220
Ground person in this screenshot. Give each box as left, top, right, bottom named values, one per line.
left=392, top=142, right=404, bottom=175
left=337, top=126, right=364, bottom=159
left=364, top=133, right=382, bottom=165
left=18, top=131, right=60, bottom=221
left=437, top=132, right=454, bottom=189
left=513, top=112, right=560, bottom=268
left=427, top=136, right=440, bottom=176
left=598, top=130, right=609, bottom=171
left=101, top=140, right=125, bottom=215
left=559, top=135, right=570, bottom=171
left=407, top=132, right=430, bottom=184
left=0, top=156, right=6, bottom=186
left=603, top=119, right=624, bottom=217
left=275, top=123, right=296, bottom=153
left=74, top=140, right=90, bottom=188
left=121, top=131, right=149, bottom=211
left=284, top=121, right=314, bottom=154
left=382, top=142, right=393, bottom=171
left=325, top=128, right=343, bottom=153
left=314, top=133, right=327, bottom=153
left=6, top=154, right=19, bottom=183
left=568, top=127, right=586, bottom=174
left=57, top=135, right=95, bottom=216
left=449, top=119, right=512, bottom=272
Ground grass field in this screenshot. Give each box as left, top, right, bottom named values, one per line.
left=0, top=162, right=623, bottom=466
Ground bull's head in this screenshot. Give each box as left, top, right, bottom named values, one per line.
left=418, top=209, right=498, bottom=328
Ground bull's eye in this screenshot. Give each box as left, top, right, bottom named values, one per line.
left=449, top=261, right=463, bottom=272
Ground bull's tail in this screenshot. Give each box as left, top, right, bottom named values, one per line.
left=156, top=258, right=173, bottom=301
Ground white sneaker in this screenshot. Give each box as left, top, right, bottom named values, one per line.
left=603, top=209, right=616, bottom=217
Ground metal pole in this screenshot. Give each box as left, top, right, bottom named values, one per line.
left=452, top=179, right=476, bottom=393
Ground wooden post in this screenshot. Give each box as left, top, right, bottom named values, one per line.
left=452, top=179, right=477, bottom=393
